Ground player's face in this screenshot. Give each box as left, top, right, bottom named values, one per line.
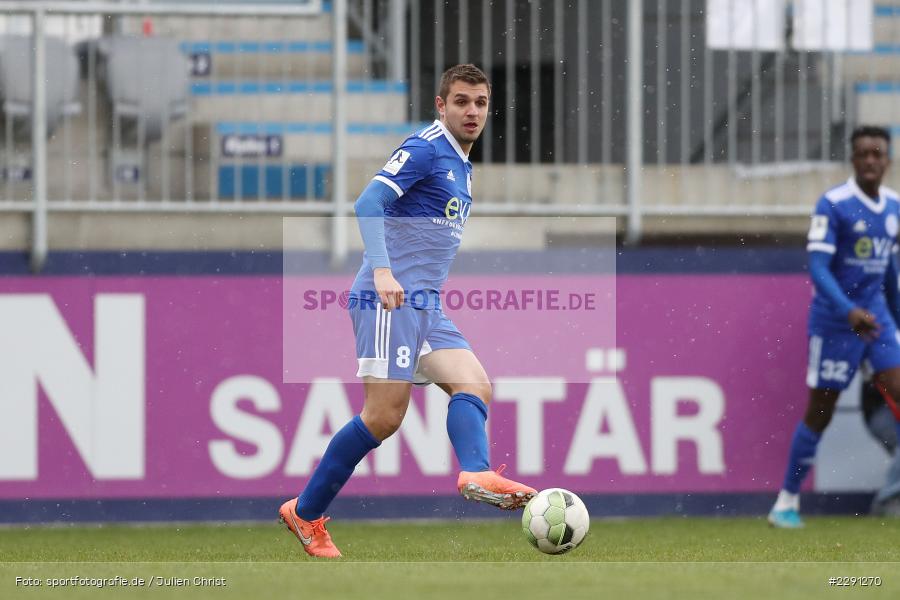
left=436, top=81, right=490, bottom=151
left=851, top=136, right=890, bottom=188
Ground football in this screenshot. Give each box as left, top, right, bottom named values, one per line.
left=522, top=488, right=590, bottom=554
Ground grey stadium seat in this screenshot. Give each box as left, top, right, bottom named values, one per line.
left=97, top=35, right=189, bottom=145
left=0, top=34, right=81, bottom=136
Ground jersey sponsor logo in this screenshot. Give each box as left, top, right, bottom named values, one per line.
left=808, top=215, right=828, bottom=241
left=853, top=219, right=867, bottom=233
left=444, top=196, right=471, bottom=223
left=855, top=237, right=873, bottom=258
left=854, top=236, right=893, bottom=259
left=887, top=214, right=899, bottom=237
left=447, top=170, right=456, bottom=181
left=382, top=150, right=411, bottom=175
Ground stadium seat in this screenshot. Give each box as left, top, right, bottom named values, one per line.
left=0, top=34, right=81, bottom=137
left=96, top=35, right=189, bottom=145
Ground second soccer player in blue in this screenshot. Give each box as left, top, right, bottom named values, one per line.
left=771, top=126, right=900, bottom=528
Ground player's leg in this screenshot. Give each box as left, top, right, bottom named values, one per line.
left=859, top=377, right=900, bottom=513
left=280, top=303, right=422, bottom=557
left=417, top=319, right=536, bottom=509
left=290, top=378, right=409, bottom=513
left=770, top=386, right=840, bottom=526
left=280, top=379, right=409, bottom=557
left=770, top=332, right=861, bottom=528
left=419, top=347, right=491, bottom=468
left=296, top=378, right=410, bottom=516
left=419, top=347, right=492, bottom=469
left=867, top=380, right=900, bottom=513
left=860, top=375, right=897, bottom=455
left=360, top=378, right=413, bottom=439
left=866, top=330, right=900, bottom=513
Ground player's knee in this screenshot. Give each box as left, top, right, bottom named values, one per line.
left=803, top=405, right=835, bottom=433
left=803, top=406, right=834, bottom=433
left=375, top=418, right=404, bottom=440
left=450, top=382, right=492, bottom=405
left=804, top=388, right=840, bottom=434
left=804, top=414, right=831, bottom=434
left=361, top=406, right=406, bottom=441
left=474, top=382, right=492, bottom=405
left=366, top=415, right=404, bottom=441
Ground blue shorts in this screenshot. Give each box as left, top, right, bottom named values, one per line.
left=807, top=318, right=900, bottom=390
left=348, top=303, right=471, bottom=382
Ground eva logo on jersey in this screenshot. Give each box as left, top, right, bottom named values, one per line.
left=853, top=236, right=892, bottom=259
left=444, top=196, right=471, bottom=223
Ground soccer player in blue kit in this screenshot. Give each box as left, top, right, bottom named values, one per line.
left=770, top=126, right=900, bottom=528
left=279, top=65, right=536, bottom=557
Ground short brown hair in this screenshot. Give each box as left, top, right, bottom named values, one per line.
left=438, top=64, right=491, bottom=100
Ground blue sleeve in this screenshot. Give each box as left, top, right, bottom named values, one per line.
left=809, top=252, right=855, bottom=318
left=372, top=137, right=435, bottom=196
left=806, top=196, right=854, bottom=317
left=886, top=252, right=900, bottom=326
left=354, top=179, right=398, bottom=269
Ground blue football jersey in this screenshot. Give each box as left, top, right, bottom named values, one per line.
left=351, top=120, right=473, bottom=309
left=807, top=177, right=900, bottom=329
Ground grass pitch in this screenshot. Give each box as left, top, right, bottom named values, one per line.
left=2, top=517, right=899, bottom=599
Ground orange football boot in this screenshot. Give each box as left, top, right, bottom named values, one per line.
left=278, top=498, right=342, bottom=558
left=457, top=464, right=537, bottom=510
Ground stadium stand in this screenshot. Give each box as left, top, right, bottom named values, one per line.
left=0, top=1, right=899, bottom=250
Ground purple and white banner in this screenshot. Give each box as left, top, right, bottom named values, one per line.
left=283, top=274, right=616, bottom=384
left=0, top=274, right=809, bottom=500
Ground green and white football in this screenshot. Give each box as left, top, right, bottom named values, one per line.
left=521, top=488, right=590, bottom=554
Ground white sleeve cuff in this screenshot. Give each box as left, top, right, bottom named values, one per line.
left=806, top=242, right=836, bottom=254
left=373, top=175, right=404, bottom=198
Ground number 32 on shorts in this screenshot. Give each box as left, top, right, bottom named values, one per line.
left=820, top=359, right=849, bottom=383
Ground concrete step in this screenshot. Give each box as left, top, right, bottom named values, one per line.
left=188, top=121, right=422, bottom=162
left=855, top=84, right=900, bottom=126
left=844, top=53, right=900, bottom=81
left=123, top=14, right=334, bottom=43
left=188, top=80, right=408, bottom=123
left=182, top=40, right=368, bottom=79
left=874, top=16, right=900, bottom=43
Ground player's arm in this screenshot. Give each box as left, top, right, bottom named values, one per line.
left=354, top=180, right=404, bottom=310
left=808, top=253, right=877, bottom=336
left=885, top=249, right=900, bottom=326
left=806, top=198, right=879, bottom=338
left=356, top=139, right=435, bottom=310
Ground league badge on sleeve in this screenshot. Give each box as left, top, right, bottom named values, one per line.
left=383, top=150, right=411, bottom=175
left=808, top=215, right=828, bottom=241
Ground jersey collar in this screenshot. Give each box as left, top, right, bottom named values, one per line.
left=434, top=119, right=471, bottom=163
left=848, top=176, right=886, bottom=214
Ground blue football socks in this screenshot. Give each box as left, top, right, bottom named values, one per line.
left=782, top=422, right=822, bottom=494
left=296, top=415, right=380, bottom=521
left=447, top=392, right=490, bottom=472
